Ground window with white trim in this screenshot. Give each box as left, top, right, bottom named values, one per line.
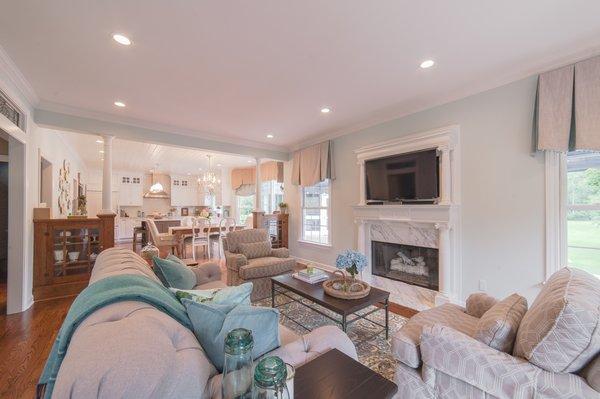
left=566, top=151, right=600, bottom=276
left=236, top=195, right=254, bottom=225
left=300, top=180, right=330, bottom=245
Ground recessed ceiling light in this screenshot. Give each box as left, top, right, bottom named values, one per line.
left=266, top=134, right=274, bottom=139
left=99, top=150, right=104, bottom=154
left=112, top=34, right=131, bottom=46
left=321, top=107, right=331, bottom=114
left=187, top=173, right=191, bottom=176
left=420, top=60, right=435, bottom=69
left=96, top=139, right=103, bottom=144
left=247, top=160, right=253, bottom=163
left=114, top=101, right=126, bottom=108
left=217, top=164, right=222, bottom=167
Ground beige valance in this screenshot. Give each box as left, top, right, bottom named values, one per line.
left=534, top=55, right=600, bottom=152
left=291, top=140, right=335, bottom=186
left=231, top=161, right=283, bottom=190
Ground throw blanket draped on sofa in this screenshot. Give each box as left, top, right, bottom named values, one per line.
left=37, top=274, right=192, bottom=399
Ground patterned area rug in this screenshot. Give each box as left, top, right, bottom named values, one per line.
left=256, top=292, right=407, bottom=381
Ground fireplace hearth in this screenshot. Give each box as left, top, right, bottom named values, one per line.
left=371, top=240, right=439, bottom=290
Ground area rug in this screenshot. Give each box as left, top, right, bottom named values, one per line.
left=255, top=292, right=407, bottom=381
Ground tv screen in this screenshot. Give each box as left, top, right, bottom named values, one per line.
left=365, top=149, right=439, bottom=202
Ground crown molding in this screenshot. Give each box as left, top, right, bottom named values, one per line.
left=289, top=45, right=600, bottom=151
left=0, top=44, right=38, bottom=108
left=36, top=100, right=289, bottom=153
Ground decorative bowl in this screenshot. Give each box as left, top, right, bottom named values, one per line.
left=68, top=251, right=80, bottom=262
left=322, top=270, right=371, bottom=300
left=54, top=250, right=64, bottom=262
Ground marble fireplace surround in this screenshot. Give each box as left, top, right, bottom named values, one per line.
left=352, top=125, right=462, bottom=310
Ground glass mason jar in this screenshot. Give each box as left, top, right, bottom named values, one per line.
left=222, top=328, right=254, bottom=399
left=253, top=356, right=290, bottom=399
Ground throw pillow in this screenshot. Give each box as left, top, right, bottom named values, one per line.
left=170, top=283, right=253, bottom=306
left=513, top=267, right=600, bottom=373
left=474, top=293, right=527, bottom=353
left=152, top=256, right=197, bottom=289
left=238, top=241, right=272, bottom=259
left=183, top=300, right=280, bottom=372
left=166, top=253, right=187, bottom=266
left=466, top=293, right=498, bottom=318
left=169, top=287, right=220, bottom=303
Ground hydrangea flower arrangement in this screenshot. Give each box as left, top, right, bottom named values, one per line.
left=335, top=250, right=367, bottom=278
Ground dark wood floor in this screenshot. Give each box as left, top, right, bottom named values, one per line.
left=0, top=246, right=416, bottom=397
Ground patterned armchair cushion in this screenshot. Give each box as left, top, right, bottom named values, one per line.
left=391, top=303, right=478, bottom=368
left=474, top=293, right=527, bottom=353
left=513, top=267, right=600, bottom=373
left=239, top=257, right=295, bottom=280
left=223, top=229, right=269, bottom=253
left=465, top=292, right=498, bottom=318
left=581, top=355, right=600, bottom=391
left=238, top=241, right=272, bottom=259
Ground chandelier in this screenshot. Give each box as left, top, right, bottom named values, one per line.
left=198, top=155, right=221, bottom=191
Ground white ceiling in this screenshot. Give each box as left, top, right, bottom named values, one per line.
left=58, top=130, right=258, bottom=175
left=2, top=1, right=600, bottom=149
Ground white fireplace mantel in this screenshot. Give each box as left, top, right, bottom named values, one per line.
left=353, top=125, right=462, bottom=307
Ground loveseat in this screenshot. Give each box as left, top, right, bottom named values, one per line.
left=223, top=228, right=295, bottom=301
left=392, top=267, right=600, bottom=398
left=51, top=247, right=357, bottom=398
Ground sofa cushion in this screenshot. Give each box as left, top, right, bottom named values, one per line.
left=238, top=241, right=272, bottom=259
left=466, top=292, right=498, bottom=318
left=580, top=355, right=600, bottom=392
left=184, top=300, right=280, bottom=372
left=153, top=256, right=197, bottom=289
left=514, top=267, right=600, bottom=373
left=239, top=257, right=296, bottom=280
left=224, top=228, right=269, bottom=253
left=391, top=303, right=478, bottom=368
left=474, top=293, right=528, bottom=353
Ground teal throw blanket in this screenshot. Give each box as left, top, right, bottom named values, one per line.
left=37, top=274, right=192, bottom=399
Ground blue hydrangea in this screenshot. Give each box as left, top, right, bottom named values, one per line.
left=335, top=250, right=367, bottom=276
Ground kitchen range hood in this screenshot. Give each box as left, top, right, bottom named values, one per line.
left=144, top=166, right=170, bottom=199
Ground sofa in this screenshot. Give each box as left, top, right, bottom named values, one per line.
left=51, top=247, right=357, bottom=398
left=223, top=228, right=295, bottom=301
left=392, top=267, right=600, bottom=399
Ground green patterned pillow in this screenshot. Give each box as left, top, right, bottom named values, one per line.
left=170, top=288, right=220, bottom=304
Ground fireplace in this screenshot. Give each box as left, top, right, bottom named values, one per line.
left=371, top=240, right=439, bottom=290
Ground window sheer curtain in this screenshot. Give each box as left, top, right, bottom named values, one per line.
left=291, top=140, right=335, bottom=186
left=534, top=55, right=600, bottom=152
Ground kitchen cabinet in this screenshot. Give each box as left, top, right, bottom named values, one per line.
left=118, top=174, right=143, bottom=206
left=117, top=217, right=142, bottom=242
left=171, top=175, right=199, bottom=206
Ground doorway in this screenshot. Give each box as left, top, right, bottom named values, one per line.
left=0, top=137, right=8, bottom=314
left=40, top=156, right=52, bottom=208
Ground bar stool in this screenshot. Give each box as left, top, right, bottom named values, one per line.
left=132, top=226, right=146, bottom=252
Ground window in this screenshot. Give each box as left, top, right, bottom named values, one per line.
left=566, top=151, right=600, bottom=276
left=261, top=180, right=284, bottom=214
left=301, top=180, right=330, bottom=245
left=236, top=195, right=255, bottom=225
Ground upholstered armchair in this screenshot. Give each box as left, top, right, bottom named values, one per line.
left=223, top=228, right=295, bottom=301
left=392, top=267, right=600, bottom=399
left=145, top=219, right=179, bottom=257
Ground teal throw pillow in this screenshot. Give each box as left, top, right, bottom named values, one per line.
left=183, top=300, right=280, bottom=372
left=152, top=256, right=197, bottom=289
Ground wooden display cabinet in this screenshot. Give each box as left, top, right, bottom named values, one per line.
left=252, top=212, right=289, bottom=249
left=33, top=215, right=115, bottom=301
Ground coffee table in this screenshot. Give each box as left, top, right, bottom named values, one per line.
left=294, top=349, right=398, bottom=399
left=271, top=272, right=390, bottom=339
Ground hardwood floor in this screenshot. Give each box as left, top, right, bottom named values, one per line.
left=0, top=245, right=416, bottom=397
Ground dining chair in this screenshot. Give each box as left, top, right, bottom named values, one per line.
left=218, top=217, right=236, bottom=258
left=145, top=219, right=178, bottom=257
left=189, top=217, right=211, bottom=260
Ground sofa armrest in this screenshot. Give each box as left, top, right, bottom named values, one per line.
left=224, top=251, right=248, bottom=272
left=191, top=262, right=222, bottom=286
left=465, top=292, right=497, bottom=318
left=270, top=247, right=289, bottom=258
left=266, top=325, right=357, bottom=368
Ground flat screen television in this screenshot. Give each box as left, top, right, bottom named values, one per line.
left=365, top=149, right=439, bottom=203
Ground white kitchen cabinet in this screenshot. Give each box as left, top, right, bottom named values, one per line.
left=117, top=217, right=141, bottom=242
left=118, top=174, right=143, bottom=206
left=171, top=175, right=199, bottom=206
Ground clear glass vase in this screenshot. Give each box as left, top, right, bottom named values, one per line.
left=222, top=328, right=254, bottom=399
left=253, top=356, right=290, bottom=399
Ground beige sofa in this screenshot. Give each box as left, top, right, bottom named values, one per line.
left=392, top=267, right=600, bottom=399
left=223, top=229, right=295, bottom=301
left=52, top=247, right=357, bottom=399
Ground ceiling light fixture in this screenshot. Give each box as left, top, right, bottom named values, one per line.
left=247, top=160, right=253, bottom=163
left=114, top=101, right=126, bottom=108
left=99, top=150, right=104, bottom=154
left=112, top=33, right=131, bottom=46
left=321, top=107, right=331, bottom=114
left=96, top=139, right=103, bottom=144
left=217, top=164, right=222, bottom=167
left=198, top=155, right=221, bottom=193
left=420, top=60, right=435, bottom=69
left=266, top=134, right=274, bottom=139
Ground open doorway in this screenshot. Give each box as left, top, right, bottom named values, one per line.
left=0, top=137, right=8, bottom=314
left=40, top=156, right=53, bottom=208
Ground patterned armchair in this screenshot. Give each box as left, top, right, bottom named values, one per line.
left=393, top=267, right=600, bottom=399
left=223, top=228, right=295, bottom=301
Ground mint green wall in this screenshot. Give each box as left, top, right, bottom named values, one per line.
left=285, top=76, right=546, bottom=303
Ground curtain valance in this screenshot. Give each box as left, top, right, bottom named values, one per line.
left=291, top=140, right=335, bottom=186
left=231, top=161, right=283, bottom=190
left=534, top=55, right=600, bottom=152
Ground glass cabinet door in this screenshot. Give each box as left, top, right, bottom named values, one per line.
left=52, top=226, right=101, bottom=279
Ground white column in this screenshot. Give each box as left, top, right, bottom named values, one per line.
left=100, top=135, right=115, bottom=215
left=435, top=222, right=452, bottom=305
left=254, top=157, right=262, bottom=211
left=439, top=145, right=452, bottom=205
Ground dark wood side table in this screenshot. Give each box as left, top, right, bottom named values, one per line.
left=294, top=349, right=398, bottom=399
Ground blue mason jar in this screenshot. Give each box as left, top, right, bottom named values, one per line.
left=222, top=328, right=254, bottom=399
left=253, top=356, right=291, bottom=399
